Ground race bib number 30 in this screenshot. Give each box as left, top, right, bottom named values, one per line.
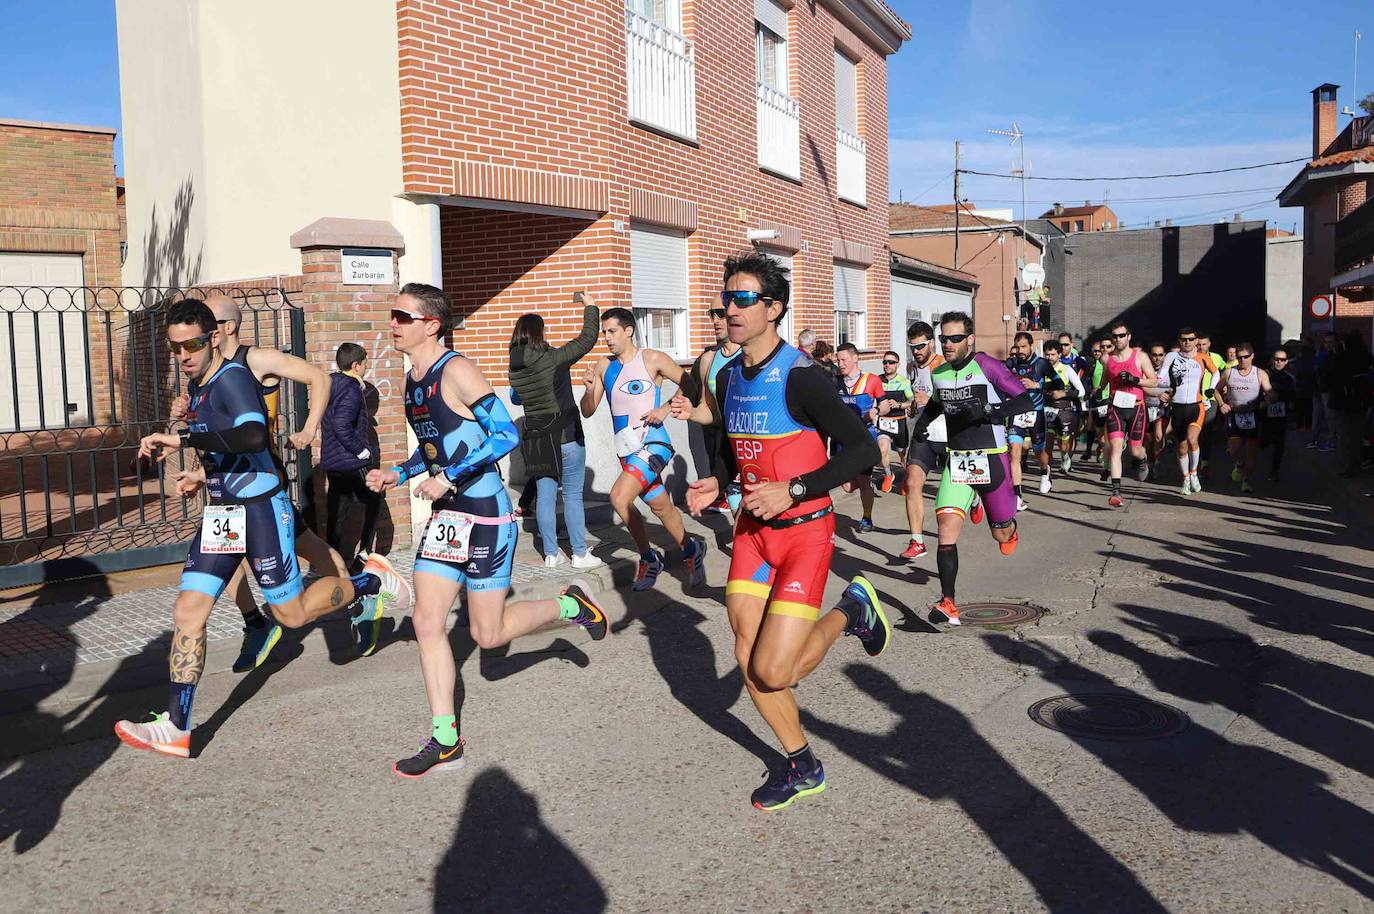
left=949, top=450, right=991, bottom=486
left=421, top=510, right=476, bottom=564
left=200, top=505, right=246, bottom=554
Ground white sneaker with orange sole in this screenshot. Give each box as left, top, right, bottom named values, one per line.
left=114, top=712, right=191, bottom=759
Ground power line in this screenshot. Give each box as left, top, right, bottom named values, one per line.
left=967, top=185, right=1284, bottom=206
left=959, top=156, right=1308, bottom=182
left=904, top=170, right=954, bottom=203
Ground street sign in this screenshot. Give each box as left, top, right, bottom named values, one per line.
left=342, top=248, right=395, bottom=286
left=1021, top=262, right=1045, bottom=289
left=1309, top=294, right=1334, bottom=320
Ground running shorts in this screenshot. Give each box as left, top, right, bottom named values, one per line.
left=907, top=440, right=947, bottom=474
left=414, top=511, right=518, bottom=592
left=181, top=490, right=303, bottom=605
left=1107, top=404, right=1146, bottom=446
left=1044, top=404, right=1078, bottom=438
left=1169, top=402, right=1203, bottom=439
left=935, top=450, right=1017, bottom=527
left=620, top=441, right=673, bottom=503
left=1006, top=411, right=1047, bottom=452
left=726, top=512, right=836, bottom=621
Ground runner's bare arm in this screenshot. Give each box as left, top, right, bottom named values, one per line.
left=248, top=348, right=331, bottom=447
left=579, top=358, right=609, bottom=418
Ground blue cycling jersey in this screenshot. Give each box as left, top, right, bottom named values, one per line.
left=1004, top=355, right=1054, bottom=411
left=185, top=360, right=281, bottom=502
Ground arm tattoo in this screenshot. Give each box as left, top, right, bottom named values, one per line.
left=169, top=625, right=207, bottom=684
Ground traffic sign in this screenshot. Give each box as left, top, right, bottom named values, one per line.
left=1309, top=294, right=1333, bottom=320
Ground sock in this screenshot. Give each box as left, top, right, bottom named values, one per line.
left=1188, top=450, right=1200, bottom=472
left=787, top=743, right=819, bottom=773
left=243, top=607, right=267, bottom=629
left=912, top=532, right=924, bottom=546
left=349, top=570, right=381, bottom=598
left=167, top=681, right=196, bottom=730
left=556, top=594, right=581, bottom=621
left=936, top=543, right=958, bottom=601
left=1014, top=484, right=1023, bottom=499
left=834, top=588, right=864, bottom=628
left=432, top=714, right=458, bottom=748
left=1111, top=478, right=1122, bottom=494
left=1178, top=455, right=1190, bottom=478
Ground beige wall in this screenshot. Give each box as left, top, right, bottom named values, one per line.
left=117, top=0, right=405, bottom=286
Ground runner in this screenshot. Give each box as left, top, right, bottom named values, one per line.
left=1102, top=321, right=1158, bottom=508
left=689, top=301, right=743, bottom=513
left=1041, top=339, right=1086, bottom=476
left=113, top=299, right=410, bottom=759
left=875, top=350, right=912, bottom=492
left=1144, top=343, right=1169, bottom=478
left=366, top=283, right=609, bottom=778
left=168, top=294, right=360, bottom=664
left=1157, top=328, right=1213, bottom=495
left=675, top=252, right=890, bottom=812
left=908, top=312, right=1035, bottom=625
left=901, top=321, right=947, bottom=560
left=1004, top=331, right=1054, bottom=504
left=580, top=308, right=707, bottom=591
left=1084, top=335, right=1113, bottom=466
left=1196, top=334, right=1227, bottom=479
left=1216, top=343, right=1272, bottom=494
left=1263, top=347, right=1296, bottom=482
left=834, top=342, right=887, bottom=533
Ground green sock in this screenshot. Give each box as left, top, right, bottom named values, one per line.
left=432, top=715, right=458, bottom=748
left=556, top=594, right=580, bottom=621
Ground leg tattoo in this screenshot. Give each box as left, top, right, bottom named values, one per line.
left=170, top=625, right=207, bottom=685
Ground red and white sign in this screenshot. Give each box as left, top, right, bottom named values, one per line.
left=1309, top=294, right=1334, bottom=320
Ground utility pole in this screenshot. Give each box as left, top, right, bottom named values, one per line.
left=953, top=140, right=961, bottom=269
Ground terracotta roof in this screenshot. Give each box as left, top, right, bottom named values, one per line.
left=1039, top=204, right=1114, bottom=218
left=889, top=202, right=1012, bottom=232
left=1307, top=147, right=1374, bottom=169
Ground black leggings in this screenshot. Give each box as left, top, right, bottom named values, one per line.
left=325, top=470, right=381, bottom=558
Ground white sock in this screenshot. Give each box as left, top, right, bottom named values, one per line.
left=1178, top=455, right=1190, bottom=478
left=912, top=532, right=924, bottom=545
left=1188, top=450, right=1200, bottom=472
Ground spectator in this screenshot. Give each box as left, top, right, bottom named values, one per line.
left=321, top=342, right=381, bottom=566
left=811, top=339, right=838, bottom=381
left=1328, top=330, right=1374, bottom=478
left=1292, top=336, right=1314, bottom=431
left=797, top=328, right=817, bottom=353
left=1310, top=332, right=1337, bottom=451
left=508, top=294, right=602, bottom=569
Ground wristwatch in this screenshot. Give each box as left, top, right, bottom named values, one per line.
left=788, top=477, right=807, bottom=501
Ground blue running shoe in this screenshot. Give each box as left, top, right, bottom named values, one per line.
left=751, top=761, right=827, bottom=811
left=351, top=594, right=384, bottom=657
left=683, top=536, right=707, bottom=588
left=633, top=549, right=664, bottom=592
left=840, top=575, right=890, bottom=657
left=232, top=616, right=282, bottom=673
left=856, top=517, right=875, bottom=534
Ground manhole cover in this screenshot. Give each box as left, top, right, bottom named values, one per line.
left=958, top=602, right=1043, bottom=627
left=1028, top=694, right=1190, bottom=741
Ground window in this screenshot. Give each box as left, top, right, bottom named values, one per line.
left=833, top=260, right=867, bottom=348
left=628, top=0, right=675, bottom=26
left=755, top=0, right=799, bottom=179
left=625, top=0, right=696, bottom=141
left=1061, top=221, right=1071, bottom=231
left=834, top=50, right=858, bottom=136
left=1075, top=219, right=1085, bottom=232
left=834, top=49, right=866, bottom=204
left=631, top=224, right=690, bottom=360
left=755, top=1, right=788, bottom=92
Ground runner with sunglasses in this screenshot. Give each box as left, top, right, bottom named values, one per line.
left=114, top=299, right=409, bottom=760
left=1084, top=336, right=1113, bottom=466
left=366, top=284, right=609, bottom=778
left=1102, top=322, right=1158, bottom=508
left=875, top=350, right=912, bottom=492
left=1004, top=331, right=1055, bottom=505
left=581, top=307, right=707, bottom=591
left=1196, top=335, right=1227, bottom=479
left=673, top=252, right=889, bottom=812
left=1041, top=339, right=1087, bottom=476
left=1216, top=343, right=1273, bottom=494
left=1157, top=328, right=1213, bottom=495
left=687, top=303, right=743, bottom=513
left=1263, top=348, right=1296, bottom=482
left=1144, top=344, right=1170, bottom=479
left=909, top=312, right=1035, bottom=626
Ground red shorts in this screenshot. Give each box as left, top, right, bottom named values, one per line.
left=725, top=512, right=835, bottom=620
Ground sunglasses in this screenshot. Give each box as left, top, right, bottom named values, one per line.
left=882, top=359, right=899, bottom=366
left=1238, top=353, right=1254, bottom=359
left=1112, top=332, right=1130, bottom=339
left=1179, top=336, right=1196, bottom=342
left=939, top=333, right=970, bottom=344
left=391, top=307, right=438, bottom=325
left=719, top=290, right=773, bottom=308
left=1150, top=352, right=1166, bottom=357
left=1272, top=357, right=1288, bottom=363
left=167, top=332, right=214, bottom=354
left=909, top=341, right=930, bottom=351
left=709, top=308, right=727, bottom=320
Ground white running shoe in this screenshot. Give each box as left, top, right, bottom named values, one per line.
left=1039, top=475, right=1052, bottom=495
left=114, top=712, right=191, bottom=758
left=363, top=552, right=412, bottom=614
left=1016, top=497, right=1030, bottom=512
left=544, top=553, right=566, bottom=569
left=571, top=551, right=603, bottom=569
left=1189, top=474, right=1203, bottom=494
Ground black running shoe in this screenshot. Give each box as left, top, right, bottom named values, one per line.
left=563, top=578, right=607, bottom=641
left=393, top=736, right=466, bottom=779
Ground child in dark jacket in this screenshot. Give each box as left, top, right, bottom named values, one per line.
left=322, top=343, right=380, bottom=565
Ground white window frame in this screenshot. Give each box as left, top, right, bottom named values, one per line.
left=833, top=260, right=868, bottom=349
left=834, top=49, right=859, bottom=136
left=758, top=247, right=795, bottom=344
left=630, top=224, right=691, bottom=362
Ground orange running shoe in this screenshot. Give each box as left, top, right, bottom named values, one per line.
left=928, top=597, right=960, bottom=626
left=970, top=499, right=984, bottom=525
left=999, top=529, right=1020, bottom=556
left=1108, top=493, right=1123, bottom=508
left=880, top=472, right=895, bottom=494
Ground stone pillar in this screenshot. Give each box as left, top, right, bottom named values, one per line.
left=290, top=217, right=412, bottom=549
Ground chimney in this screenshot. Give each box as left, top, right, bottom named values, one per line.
left=1052, top=202, right=1063, bottom=216
left=1233, top=213, right=1242, bottom=222
left=1164, top=219, right=1173, bottom=227
left=1083, top=201, right=1091, bottom=207
left=1313, top=83, right=1340, bottom=157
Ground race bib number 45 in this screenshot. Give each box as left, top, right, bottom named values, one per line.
left=949, top=450, right=991, bottom=486
left=421, top=510, right=476, bottom=564
left=200, top=505, right=246, bottom=554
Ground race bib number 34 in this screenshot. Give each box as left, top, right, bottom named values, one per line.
left=421, top=510, right=476, bottom=563
left=950, top=450, right=991, bottom=486
left=200, top=505, right=246, bottom=554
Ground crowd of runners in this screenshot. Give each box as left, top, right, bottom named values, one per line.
left=111, top=257, right=1303, bottom=812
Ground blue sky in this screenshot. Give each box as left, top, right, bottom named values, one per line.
left=1, top=0, right=1367, bottom=230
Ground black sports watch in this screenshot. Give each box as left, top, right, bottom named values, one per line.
left=788, top=477, right=807, bottom=501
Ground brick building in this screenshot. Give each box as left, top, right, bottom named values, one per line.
left=1278, top=83, right=1374, bottom=343
left=117, top=0, right=909, bottom=516
left=1039, top=202, right=1119, bottom=233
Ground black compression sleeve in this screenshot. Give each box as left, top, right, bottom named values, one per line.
left=786, top=364, right=879, bottom=497
left=183, top=421, right=269, bottom=455
left=991, top=391, right=1035, bottom=420
left=712, top=368, right=738, bottom=493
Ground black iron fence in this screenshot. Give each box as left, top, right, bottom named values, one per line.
left=0, top=285, right=305, bottom=586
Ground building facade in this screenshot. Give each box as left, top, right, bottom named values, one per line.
left=1039, top=202, right=1119, bottom=233
left=889, top=252, right=976, bottom=363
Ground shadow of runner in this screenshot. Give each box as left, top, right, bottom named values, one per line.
left=802, top=663, right=1167, bottom=914
left=433, top=767, right=606, bottom=914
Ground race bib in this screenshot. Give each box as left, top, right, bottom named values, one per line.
left=421, top=510, right=476, bottom=564
left=1112, top=390, right=1138, bottom=409
left=614, top=426, right=645, bottom=458
left=878, top=417, right=901, bottom=434
left=1095, top=405, right=1109, bottom=419
left=200, top=505, right=246, bottom=554
left=1012, top=411, right=1037, bottom=429
left=1266, top=402, right=1286, bottom=418
left=1233, top=412, right=1256, bottom=430
left=1043, top=406, right=1060, bottom=421
left=949, top=450, right=991, bottom=486
left=1147, top=406, right=1163, bottom=422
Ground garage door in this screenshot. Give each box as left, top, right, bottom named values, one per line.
left=0, top=252, right=91, bottom=432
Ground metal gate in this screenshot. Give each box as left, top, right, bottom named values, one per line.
left=0, top=285, right=306, bottom=587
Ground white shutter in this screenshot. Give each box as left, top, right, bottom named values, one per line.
left=755, top=0, right=787, bottom=39
left=833, top=261, right=866, bottom=312
left=630, top=224, right=689, bottom=358
left=834, top=50, right=858, bottom=135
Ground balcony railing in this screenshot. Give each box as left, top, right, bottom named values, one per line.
left=626, top=10, right=697, bottom=142
left=836, top=127, right=867, bottom=205
left=756, top=83, right=800, bottom=180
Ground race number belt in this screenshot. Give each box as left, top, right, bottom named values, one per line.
left=949, top=449, right=992, bottom=486
left=762, top=505, right=834, bottom=530
left=420, top=510, right=516, bottom=563
left=200, top=505, right=246, bottom=554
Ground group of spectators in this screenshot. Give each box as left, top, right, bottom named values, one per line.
left=1302, top=330, right=1374, bottom=482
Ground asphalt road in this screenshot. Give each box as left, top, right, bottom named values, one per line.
left=2, top=448, right=1372, bottom=914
